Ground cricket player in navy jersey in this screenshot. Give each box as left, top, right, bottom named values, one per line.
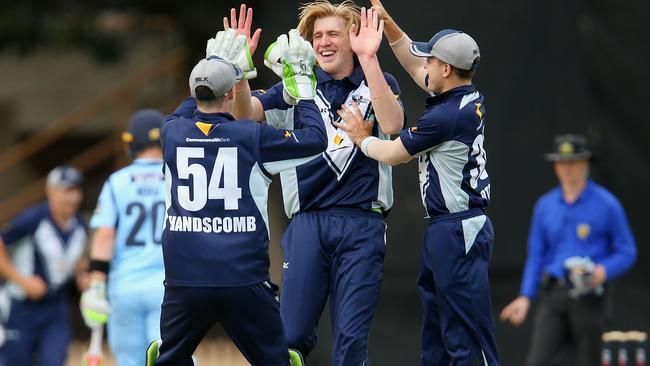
left=79, top=109, right=166, bottom=366
left=0, top=166, right=87, bottom=366
left=500, top=134, right=637, bottom=366
left=220, top=3, right=405, bottom=364
left=147, top=31, right=326, bottom=365
left=336, top=3, right=499, bottom=362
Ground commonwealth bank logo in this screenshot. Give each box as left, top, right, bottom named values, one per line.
left=195, top=121, right=217, bottom=136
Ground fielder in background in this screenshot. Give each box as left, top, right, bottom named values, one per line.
left=80, top=110, right=166, bottom=366
left=224, top=2, right=405, bottom=364
left=500, top=134, right=637, bottom=366
left=0, top=165, right=87, bottom=366
left=338, top=2, right=500, bottom=363
left=147, top=31, right=326, bottom=365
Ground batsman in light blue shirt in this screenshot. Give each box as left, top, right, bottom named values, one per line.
left=81, top=109, right=166, bottom=366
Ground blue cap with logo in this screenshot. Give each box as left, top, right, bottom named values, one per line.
left=410, top=29, right=480, bottom=71
left=121, top=109, right=164, bottom=154
left=46, top=165, right=84, bottom=188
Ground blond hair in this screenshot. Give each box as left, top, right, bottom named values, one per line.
left=297, top=1, right=361, bottom=41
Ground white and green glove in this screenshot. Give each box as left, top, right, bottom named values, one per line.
left=206, top=28, right=256, bottom=80
left=264, top=29, right=317, bottom=104
left=80, top=280, right=110, bottom=329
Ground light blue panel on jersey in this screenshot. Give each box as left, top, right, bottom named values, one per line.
left=90, top=159, right=165, bottom=297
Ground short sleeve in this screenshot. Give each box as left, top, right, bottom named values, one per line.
left=398, top=112, right=454, bottom=156
left=0, top=206, right=41, bottom=246
left=89, top=179, right=119, bottom=229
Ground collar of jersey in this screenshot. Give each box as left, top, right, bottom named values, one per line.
left=315, top=63, right=365, bottom=86
left=192, top=111, right=235, bottom=123
left=556, top=179, right=594, bottom=205
left=425, top=84, right=476, bottom=108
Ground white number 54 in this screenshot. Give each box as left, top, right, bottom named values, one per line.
left=176, top=147, right=242, bottom=211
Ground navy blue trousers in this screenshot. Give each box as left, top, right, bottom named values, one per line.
left=155, top=282, right=290, bottom=366
left=419, top=209, right=500, bottom=366
left=280, top=208, right=386, bottom=366
left=0, top=297, right=71, bottom=366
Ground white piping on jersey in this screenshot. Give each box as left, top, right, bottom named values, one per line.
left=6, top=238, right=33, bottom=300
left=263, top=155, right=321, bottom=176
left=461, top=215, right=487, bottom=254
left=423, top=141, right=470, bottom=213
left=375, top=126, right=394, bottom=210
left=482, top=349, right=489, bottom=365
left=279, top=168, right=300, bottom=218
left=34, top=220, right=86, bottom=291
left=459, top=91, right=480, bottom=110
left=264, top=108, right=295, bottom=130
left=314, top=90, right=360, bottom=180
left=266, top=81, right=394, bottom=213
left=249, top=162, right=273, bottom=237
left=418, top=155, right=431, bottom=217
left=163, top=163, right=173, bottom=231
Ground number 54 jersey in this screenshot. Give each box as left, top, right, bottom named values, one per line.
left=160, top=98, right=327, bottom=287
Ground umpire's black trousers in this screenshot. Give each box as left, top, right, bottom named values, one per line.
left=526, top=280, right=607, bottom=366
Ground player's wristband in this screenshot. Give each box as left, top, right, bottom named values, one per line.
left=89, top=259, right=110, bottom=275
left=360, top=136, right=380, bottom=157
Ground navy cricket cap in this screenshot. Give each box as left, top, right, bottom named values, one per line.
left=121, top=109, right=164, bottom=153
left=46, top=165, right=83, bottom=188
left=545, top=134, right=593, bottom=161
left=410, top=29, right=480, bottom=71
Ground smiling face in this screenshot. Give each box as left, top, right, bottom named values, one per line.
left=312, top=16, right=355, bottom=79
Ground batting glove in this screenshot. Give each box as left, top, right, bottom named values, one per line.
left=80, top=280, right=110, bottom=329
left=206, top=28, right=256, bottom=80
left=264, top=29, right=317, bottom=104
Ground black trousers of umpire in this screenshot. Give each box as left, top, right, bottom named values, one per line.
left=526, top=280, right=607, bottom=366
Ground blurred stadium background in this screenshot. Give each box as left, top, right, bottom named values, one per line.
left=1, top=0, right=648, bottom=364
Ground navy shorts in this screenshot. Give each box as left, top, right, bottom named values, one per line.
left=155, top=282, right=290, bottom=366
left=0, top=297, right=71, bottom=366
left=418, top=209, right=500, bottom=365
left=279, top=208, right=386, bottom=366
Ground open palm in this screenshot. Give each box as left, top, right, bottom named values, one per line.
left=350, top=7, right=384, bottom=59
left=224, top=4, right=262, bottom=55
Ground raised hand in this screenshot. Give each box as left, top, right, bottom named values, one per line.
left=264, top=29, right=317, bottom=103
left=369, top=0, right=391, bottom=22
left=206, top=29, right=256, bottom=80
left=224, top=4, right=262, bottom=55
left=333, top=102, right=374, bottom=145
left=350, top=7, right=384, bottom=60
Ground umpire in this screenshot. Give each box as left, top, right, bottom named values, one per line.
left=500, top=134, right=638, bottom=366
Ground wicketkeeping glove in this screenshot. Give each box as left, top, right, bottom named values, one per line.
left=206, top=28, right=256, bottom=80
left=80, top=280, right=110, bottom=329
left=264, top=29, right=317, bottom=104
